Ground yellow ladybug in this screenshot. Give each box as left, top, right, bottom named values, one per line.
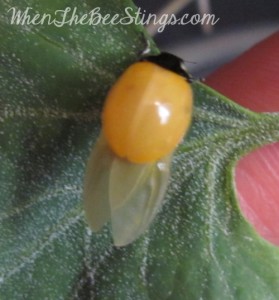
left=84, top=52, right=193, bottom=246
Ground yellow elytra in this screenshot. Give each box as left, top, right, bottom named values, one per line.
left=102, top=60, right=193, bottom=163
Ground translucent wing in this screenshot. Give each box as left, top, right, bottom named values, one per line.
left=84, top=133, right=171, bottom=246
left=83, top=134, right=114, bottom=231
left=109, top=154, right=171, bottom=247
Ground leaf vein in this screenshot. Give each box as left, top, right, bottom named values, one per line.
left=0, top=211, right=82, bottom=285
left=0, top=185, right=81, bottom=222
left=0, top=105, right=99, bottom=122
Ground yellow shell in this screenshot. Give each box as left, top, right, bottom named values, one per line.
left=102, top=61, right=192, bottom=163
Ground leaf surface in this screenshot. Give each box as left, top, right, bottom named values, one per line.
left=1, top=1, right=279, bottom=299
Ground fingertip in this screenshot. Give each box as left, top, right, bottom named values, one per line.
left=206, top=32, right=279, bottom=245
left=206, top=32, right=279, bottom=112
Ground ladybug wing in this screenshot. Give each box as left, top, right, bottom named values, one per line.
left=84, top=134, right=114, bottom=231
left=109, top=153, right=171, bottom=247
left=84, top=133, right=171, bottom=246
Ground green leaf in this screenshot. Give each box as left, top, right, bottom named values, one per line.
left=1, top=0, right=279, bottom=299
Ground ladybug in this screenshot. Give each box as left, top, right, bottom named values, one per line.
left=84, top=52, right=193, bottom=246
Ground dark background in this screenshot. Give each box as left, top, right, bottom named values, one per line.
left=134, top=0, right=279, bottom=76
